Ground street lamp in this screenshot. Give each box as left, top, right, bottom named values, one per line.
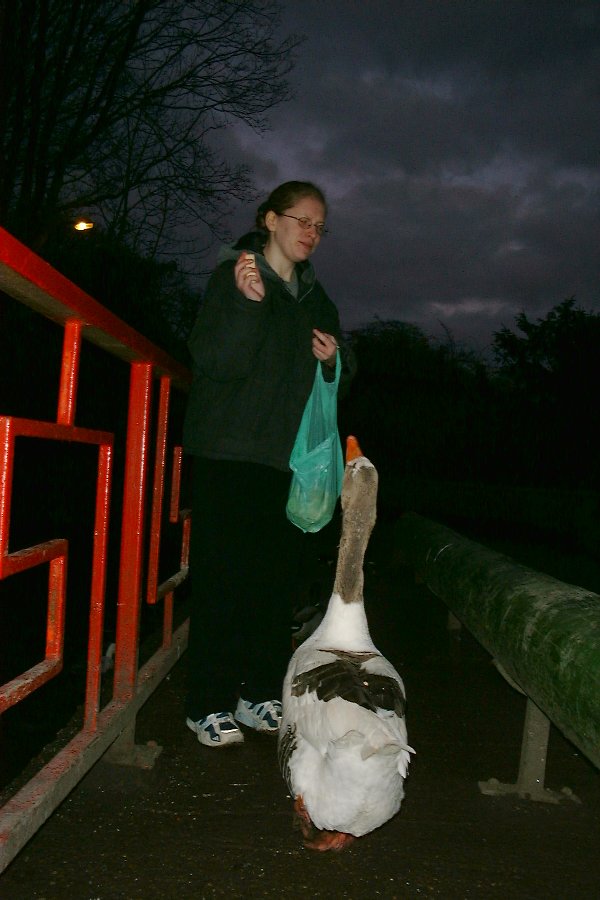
left=73, top=220, right=94, bottom=231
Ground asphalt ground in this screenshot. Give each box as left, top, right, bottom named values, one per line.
left=1, top=524, right=599, bottom=899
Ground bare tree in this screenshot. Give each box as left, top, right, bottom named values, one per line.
left=0, top=0, right=301, bottom=259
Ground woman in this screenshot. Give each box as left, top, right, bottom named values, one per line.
left=183, top=181, right=354, bottom=747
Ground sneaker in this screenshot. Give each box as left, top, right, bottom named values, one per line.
left=234, top=698, right=282, bottom=733
left=186, top=712, right=244, bottom=747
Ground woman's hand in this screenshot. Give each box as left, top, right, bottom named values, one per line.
left=235, top=252, right=265, bottom=302
left=312, top=329, right=338, bottom=367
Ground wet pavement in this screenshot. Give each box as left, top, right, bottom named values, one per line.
left=1, top=527, right=599, bottom=899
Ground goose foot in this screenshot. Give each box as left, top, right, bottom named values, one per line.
left=305, top=830, right=355, bottom=852
left=293, top=796, right=355, bottom=851
left=293, top=795, right=314, bottom=840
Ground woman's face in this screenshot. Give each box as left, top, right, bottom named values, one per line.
left=265, top=196, right=326, bottom=265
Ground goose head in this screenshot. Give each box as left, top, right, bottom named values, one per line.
left=332, top=436, right=378, bottom=605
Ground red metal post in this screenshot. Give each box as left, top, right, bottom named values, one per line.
left=146, top=377, right=171, bottom=606
left=170, top=447, right=183, bottom=523
left=0, top=417, right=14, bottom=566
left=113, top=362, right=153, bottom=704
left=57, top=318, right=83, bottom=426
left=83, top=441, right=113, bottom=732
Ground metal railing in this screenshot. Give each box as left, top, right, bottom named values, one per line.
left=395, top=512, right=600, bottom=802
left=0, top=226, right=192, bottom=872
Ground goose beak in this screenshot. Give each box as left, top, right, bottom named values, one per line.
left=345, top=435, right=363, bottom=462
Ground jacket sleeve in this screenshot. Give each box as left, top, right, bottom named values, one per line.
left=187, top=263, right=267, bottom=381
left=314, top=286, right=357, bottom=396
left=337, top=339, right=357, bottom=399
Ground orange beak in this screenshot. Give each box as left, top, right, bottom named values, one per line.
left=346, top=435, right=363, bottom=462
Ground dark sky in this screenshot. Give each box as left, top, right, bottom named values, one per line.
left=214, top=0, right=599, bottom=356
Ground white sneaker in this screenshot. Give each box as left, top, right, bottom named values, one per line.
left=234, top=698, right=282, bottom=733
left=186, top=712, right=244, bottom=747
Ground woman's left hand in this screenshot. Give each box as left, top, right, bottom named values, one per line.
left=312, top=329, right=338, bottom=367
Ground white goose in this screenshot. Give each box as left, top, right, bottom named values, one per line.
left=279, top=436, right=413, bottom=851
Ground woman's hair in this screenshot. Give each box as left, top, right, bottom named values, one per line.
left=255, top=181, right=327, bottom=232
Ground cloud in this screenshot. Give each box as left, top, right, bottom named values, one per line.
left=431, top=298, right=512, bottom=319
left=206, top=0, right=600, bottom=352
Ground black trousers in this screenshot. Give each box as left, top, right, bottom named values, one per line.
left=185, top=457, right=304, bottom=720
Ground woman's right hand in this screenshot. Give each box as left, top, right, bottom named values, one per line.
left=235, top=252, right=265, bottom=302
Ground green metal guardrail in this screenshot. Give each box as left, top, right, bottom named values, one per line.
left=395, top=513, right=600, bottom=774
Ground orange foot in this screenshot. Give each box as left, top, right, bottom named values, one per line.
left=305, top=830, right=355, bottom=852
left=293, top=795, right=314, bottom=840
left=293, top=796, right=355, bottom=852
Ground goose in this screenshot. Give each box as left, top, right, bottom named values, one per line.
left=278, top=436, right=413, bottom=851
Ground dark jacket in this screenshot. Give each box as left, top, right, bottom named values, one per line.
left=183, top=232, right=355, bottom=471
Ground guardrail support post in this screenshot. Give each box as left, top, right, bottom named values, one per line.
left=479, top=697, right=580, bottom=804
left=104, top=719, right=162, bottom=769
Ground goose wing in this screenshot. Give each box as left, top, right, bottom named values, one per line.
left=291, top=650, right=406, bottom=718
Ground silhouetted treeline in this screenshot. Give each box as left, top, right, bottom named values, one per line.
left=0, top=1, right=299, bottom=259
left=339, top=299, right=600, bottom=504
left=492, top=298, right=600, bottom=490
left=45, top=227, right=198, bottom=364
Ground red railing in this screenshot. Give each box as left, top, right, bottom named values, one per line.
left=0, top=227, right=192, bottom=872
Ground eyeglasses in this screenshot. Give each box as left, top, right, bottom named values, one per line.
left=280, top=214, right=328, bottom=236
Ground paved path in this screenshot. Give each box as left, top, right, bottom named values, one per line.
left=2, top=534, right=599, bottom=898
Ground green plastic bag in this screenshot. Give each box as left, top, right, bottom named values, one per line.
left=286, top=355, right=343, bottom=533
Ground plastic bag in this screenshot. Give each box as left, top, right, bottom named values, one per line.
left=286, top=355, right=343, bottom=533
